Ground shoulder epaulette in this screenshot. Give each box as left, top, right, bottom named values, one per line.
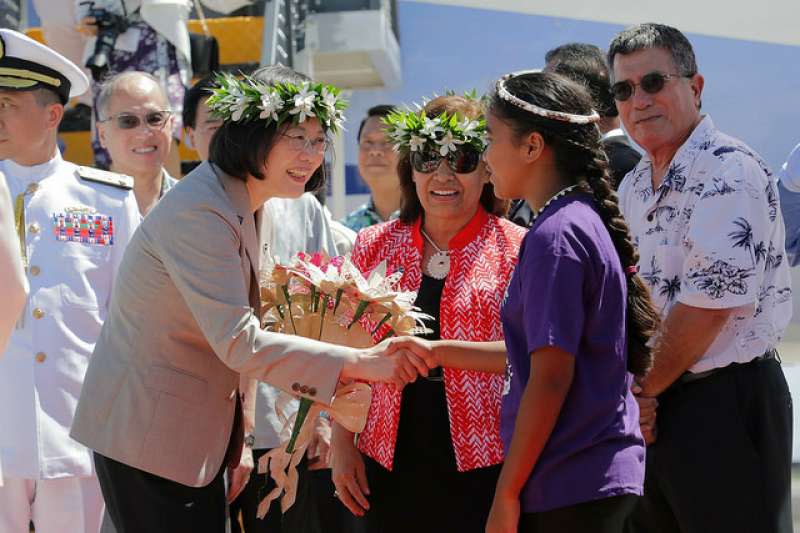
left=77, top=166, right=134, bottom=190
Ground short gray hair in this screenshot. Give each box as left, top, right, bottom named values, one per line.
left=95, top=71, right=168, bottom=120
left=607, top=23, right=698, bottom=79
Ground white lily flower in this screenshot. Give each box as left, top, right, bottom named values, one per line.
left=332, top=113, right=345, bottom=132
left=231, top=94, right=250, bottom=122
left=321, top=87, right=339, bottom=115
left=460, top=118, right=480, bottom=138
left=420, top=117, right=443, bottom=136
left=290, top=85, right=317, bottom=122
left=436, top=130, right=463, bottom=156
left=476, top=132, right=489, bottom=149
left=258, top=90, right=284, bottom=121
left=409, top=135, right=426, bottom=152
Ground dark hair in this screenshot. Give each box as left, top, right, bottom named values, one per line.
left=607, top=23, right=698, bottom=78
left=182, top=75, right=218, bottom=129
left=209, top=65, right=324, bottom=192
left=398, top=95, right=507, bottom=223
left=357, top=104, right=395, bottom=142
left=489, top=71, right=659, bottom=377
left=545, top=42, right=617, bottom=118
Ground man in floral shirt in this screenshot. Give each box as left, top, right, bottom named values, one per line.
left=342, top=105, right=400, bottom=232
left=611, top=24, right=793, bottom=533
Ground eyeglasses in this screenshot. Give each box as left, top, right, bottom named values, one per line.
left=611, top=72, right=690, bottom=102
left=99, top=110, right=173, bottom=130
left=281, top=133, right=330, bottom=153
left=411, top=147, right=481, bottom=174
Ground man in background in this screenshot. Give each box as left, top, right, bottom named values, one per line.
left=508, top=43, right=641, bottom=227
left=610, top=23, right=792, bottom=533
left=342, top=105, right=400, bottom=232
left=546, top=42, right=641, bottom=187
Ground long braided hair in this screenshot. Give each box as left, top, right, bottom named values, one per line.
left=489, top=71, right=659, bottom=377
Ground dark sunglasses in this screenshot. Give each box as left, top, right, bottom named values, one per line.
left=611, top=72, right=689, bottom=102
left=100, top=110, right=173, bottom=130
left=411, top=147, right=481, bottom=174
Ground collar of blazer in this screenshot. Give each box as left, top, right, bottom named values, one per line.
left=210, top=162, right=262, bottom=281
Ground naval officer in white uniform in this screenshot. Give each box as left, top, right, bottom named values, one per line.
left=0, top=29, right=140, bottom=533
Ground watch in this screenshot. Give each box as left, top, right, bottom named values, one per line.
left=244, top=433, right=255, bottom=448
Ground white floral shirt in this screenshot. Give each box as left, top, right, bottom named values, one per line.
left=619, top=116, right=792, bottom=372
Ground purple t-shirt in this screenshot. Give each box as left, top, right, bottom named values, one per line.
left=500, top=193, right=644, bottom=513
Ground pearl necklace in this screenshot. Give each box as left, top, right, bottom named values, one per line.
left=420, top=228, right=450, bottom=280
left=529, top=185, right=580, bottom=226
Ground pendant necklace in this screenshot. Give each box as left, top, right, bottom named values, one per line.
left=530, top=184, right=580, bottom=225
left=420, top=228, right=450, bottom=280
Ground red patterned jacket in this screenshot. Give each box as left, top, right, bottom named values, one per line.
left=351, top=208, right=525, bottom=472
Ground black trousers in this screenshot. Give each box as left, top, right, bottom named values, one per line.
left=345, top=454, right=501, bottom=533
left=519, top=494, right=638, bottom=533
left=94, top=452, right=227, bottom=533
left=229, top=449, right=345, bottom=533
left=626, top=357, right=793, bottom=533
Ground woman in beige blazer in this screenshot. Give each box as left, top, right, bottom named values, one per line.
left=71, top=66, right=430, bottom=533
left=0, top=172, right=27, bottom=355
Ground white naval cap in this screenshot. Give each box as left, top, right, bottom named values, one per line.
left=0, top=29, right=90, bottom=104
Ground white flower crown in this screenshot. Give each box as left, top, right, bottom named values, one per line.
left=206, top=73, right=348, bottom=134
left=383, top=107, right=488, bottom=157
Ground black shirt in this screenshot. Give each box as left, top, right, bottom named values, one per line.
left=391, top=274, right=458, bottom=473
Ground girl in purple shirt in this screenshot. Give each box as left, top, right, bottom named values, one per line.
left=387, top=71, right=659, bottom=532
left=487, top=70, right=661, bottom=532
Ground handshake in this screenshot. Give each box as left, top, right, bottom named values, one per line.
left=340, top=337, right=439, bottom=389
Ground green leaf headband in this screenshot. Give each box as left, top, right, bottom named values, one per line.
left=206, top=73, right=348, bottom=134
left=383, top=108, right=488, bottom=157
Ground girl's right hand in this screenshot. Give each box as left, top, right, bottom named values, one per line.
left=330, top=426, right=371, bottom=517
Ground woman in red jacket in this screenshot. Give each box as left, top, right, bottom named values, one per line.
left=330, top=95, right=525, bottom=533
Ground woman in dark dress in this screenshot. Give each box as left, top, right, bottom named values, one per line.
left=330, top=95, right=526, bottom=533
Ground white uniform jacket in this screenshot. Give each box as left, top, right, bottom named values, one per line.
left=0, top=151, right=139, bottom=480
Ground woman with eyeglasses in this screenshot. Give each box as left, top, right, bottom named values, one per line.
left=329, top=95, right=526, bottom=533
left=70, top=65, right=430, bottom=533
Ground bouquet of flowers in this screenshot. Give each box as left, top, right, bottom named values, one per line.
left=256, top=252, right=430, bottom=516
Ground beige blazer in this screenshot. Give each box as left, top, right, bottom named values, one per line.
left=71, top=162, right=350, bottom=487
left=0, top=172, right=27, bottom=354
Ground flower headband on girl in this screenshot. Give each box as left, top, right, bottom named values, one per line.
left=206, top=72, right=348, bottom=134
left=496, top=69, right=601, bottom=125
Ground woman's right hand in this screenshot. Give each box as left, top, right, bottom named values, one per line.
left=330, top=424, right=370, bottom=517
left=341, top=344, right=431, bottom=388
left=384, top=336, right=439, bottom=366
